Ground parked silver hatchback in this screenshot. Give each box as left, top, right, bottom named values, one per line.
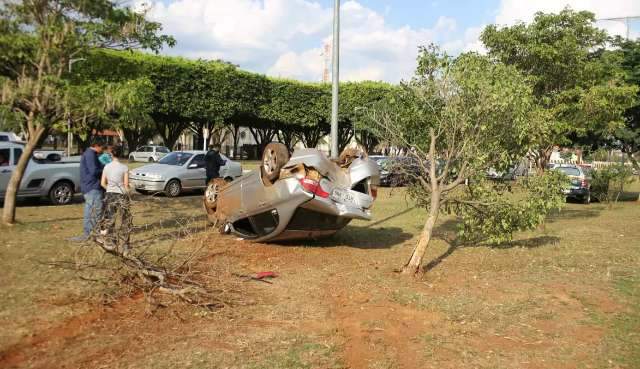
left=204, top=143, right=380, bottom=242
left=130, top=151, right=242, bottom=197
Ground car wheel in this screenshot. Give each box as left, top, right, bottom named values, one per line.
left=582, top=192, right=591, bottom=204
left=204, top=178, right=226, bottom=224
left=129, top=155, right=135, bottom=162
left=148, top=157, right=155, bottom=162
left=49, top=181, right=74, bottom=205
left=165, top=179, right=181, bottom=197
left=261, top=142, right=289, bottom=183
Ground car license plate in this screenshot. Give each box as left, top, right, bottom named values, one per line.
left=331, top=188, right=359, bottom=208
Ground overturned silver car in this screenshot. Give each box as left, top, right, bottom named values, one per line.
left=204, top=143, right=380, bottom=242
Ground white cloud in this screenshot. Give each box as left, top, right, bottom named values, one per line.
left=143, top=0, right=331, bottom=66
left=455, top=0, right=640, bottom=62
left=142, top=0, right=452, bottom=82
left=494, top=0, right=640, bottom=38
left=140, top=0, right=638, bottom=84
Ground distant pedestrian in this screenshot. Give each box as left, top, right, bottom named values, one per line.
left=204, top=144, right=226, bottom=185
left=98, top=147, right=132, bottom=252
left=70, top=139, right=105, bottom=242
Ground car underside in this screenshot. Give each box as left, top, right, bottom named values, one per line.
left=204, top=144, right=380, bottom=242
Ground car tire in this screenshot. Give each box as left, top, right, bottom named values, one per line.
left=582, top=192, right=591, bottom=204
left=148, top=157, right=155, bottom=162
left=49, top=181, right=74, bottom=205
left=204, top=178, right=227, bottom=224
left=129, top=155, right=135, bottom=162
left=261, top=142, right=289, bottom=183
left=165, top=179, right=181, bottom=197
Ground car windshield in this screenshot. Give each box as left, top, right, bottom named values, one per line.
left=556, top=167, right=581, bottom=176
left=158, top=152, right=192, bottom=166
left=157, top=147, right=170, bottom=153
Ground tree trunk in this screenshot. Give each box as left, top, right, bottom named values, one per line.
left=338, top=125, right=354, bottom=152
left=356, top=130, right=379, bottom=154
left=248, top=127, right=277, bottom=156
left=401, top=192, right=440, bottom=275
left=2, top=126, right=46, bottom=225
left=299, top=125, right=328, bottom=149
left=230, top=124, right=241, bottom=159
left=625, top=151, right=639, bottom=171
left=533, top=147, right=553, bottom=174
left=278, top=129, right=298, bottom=152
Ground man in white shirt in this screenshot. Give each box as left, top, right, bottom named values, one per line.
left=99, top=147, right=132, bottom=252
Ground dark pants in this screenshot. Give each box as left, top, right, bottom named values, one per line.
left=100, top=192, right=132, bottom=248
left=206, top=175, right=220, bottom=185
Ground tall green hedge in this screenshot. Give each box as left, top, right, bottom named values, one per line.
left=74, top=49, right=394, bottom=151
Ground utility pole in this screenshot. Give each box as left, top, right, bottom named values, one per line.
left=330, top=0, right=340, bottom=159
left=67, top=58, right=85, bottom=156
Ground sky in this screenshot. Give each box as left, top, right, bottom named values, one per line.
left=138, top=0, right=640, bottom=83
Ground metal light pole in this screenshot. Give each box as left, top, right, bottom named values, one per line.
left=67, top=58, right=85, bottom=156
left=330, top=0, right=340, bottom=159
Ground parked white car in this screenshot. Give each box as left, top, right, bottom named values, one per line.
left=129, top=151, right=243, bottom=197
left=128, top=145, right=170, bottom=162
left=0, top=131, right=21, bottom=142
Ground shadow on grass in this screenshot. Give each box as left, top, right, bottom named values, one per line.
left=422, top=216, right=561, bottom=273
left=547, top=206, right=603, bottom=223
left=423, top=235, right=561, bottom=272
left=611, top=191, right=640, bottom=202
left=279, top=226, right=413, bottom=250
left=364, top=206, right=416, bottom=228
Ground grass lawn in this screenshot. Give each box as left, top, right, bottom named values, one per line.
left=0, top=180, right=638, bottom=369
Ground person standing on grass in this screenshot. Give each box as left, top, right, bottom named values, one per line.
left=99, top=146, right=132, bottom=252
left=70, top=139, right=105, bottom=242
left=205, top=143, right=226, bottom=185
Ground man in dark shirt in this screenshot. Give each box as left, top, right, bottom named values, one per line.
left=70, top=139, right=105, bottom=241
left=204, top=144, right=226, bottom=185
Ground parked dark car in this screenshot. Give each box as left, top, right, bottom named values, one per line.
left=370, top=155, right=420, bottom=187
left=552, top=164, right=591, bottom=204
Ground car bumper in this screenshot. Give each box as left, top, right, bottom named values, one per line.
left=302, top=195, right=372, bottom=221
left=130, top=178, right=166, bottom=192
left=563, top=187, right=589, bottom=198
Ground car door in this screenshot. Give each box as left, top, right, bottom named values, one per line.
left=219, top=155, right=239, bottom=179
left=142, top=146, right=152, bottom=161
left=183, top=154, right=206, bottom=188
left=0, top=148, right=14, bottom=197
left=132, top=146, right=142, bottom=161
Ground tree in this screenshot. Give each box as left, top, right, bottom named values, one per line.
left=481, top=8, right=637, bottom=172
left=111, top=78, right=157, bottom=155
left=615, top=38, right=640, bottom=170
left=370, top=46, right=565, bottom=275
left=0, top=0, right=173, bottom=224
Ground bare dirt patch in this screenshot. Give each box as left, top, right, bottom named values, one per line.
left=1, top=186, right=639, bottom=368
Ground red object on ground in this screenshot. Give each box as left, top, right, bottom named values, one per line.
left=255, top=271, right=278, bottom=279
